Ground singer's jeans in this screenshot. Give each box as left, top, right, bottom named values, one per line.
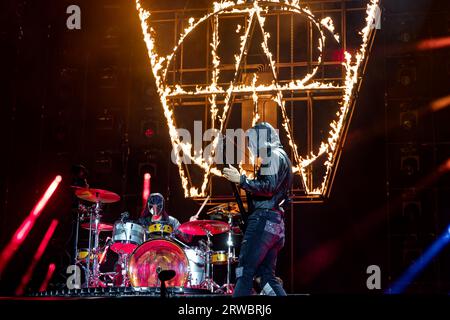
left=233, top=209, right=286, bottom=297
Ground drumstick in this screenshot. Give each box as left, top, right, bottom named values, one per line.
left=193, top=195, right=210, bottom=219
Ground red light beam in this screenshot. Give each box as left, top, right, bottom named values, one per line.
left=38, top=263, right=56, bottom=292
left=0, top=175, right=62, bottom=277
left=142, top=173, right=151, bottom=207
left=417, top=36, right=450, bottom=51
left=15, top=219, right=59, bottom=296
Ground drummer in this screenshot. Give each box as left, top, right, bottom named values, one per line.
left=138, top=193, right=181, bottom=233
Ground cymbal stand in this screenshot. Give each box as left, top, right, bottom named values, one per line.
left=87, top=198, right=104, bottom=287
left=117, top=253, right=130, bottom=287
left=199, top=228, right=220, bottom=292
left=219, top=215, right=235, bottom=294
left=85, top=206, right=93, bottom=287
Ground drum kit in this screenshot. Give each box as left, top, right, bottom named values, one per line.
left=72, top=186, right=243, bottom=294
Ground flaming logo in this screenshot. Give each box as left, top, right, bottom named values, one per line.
left=135, top=0, right=380, bottom=198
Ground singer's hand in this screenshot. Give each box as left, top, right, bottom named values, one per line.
left=223, top=164, right=240, bottom=184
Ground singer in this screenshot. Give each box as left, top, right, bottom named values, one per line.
left=223, top=122, right=293, bottom=297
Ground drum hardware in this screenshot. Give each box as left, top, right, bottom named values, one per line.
left=178, top=220, right=236, bottom=292
left=221, top=216, right=236, bottom=294
left=72, top=187, right=120, bottom=288
left=110, top=221, right=145, bottom=255
left=99, top=237, right=111, bottom=265
left=178, top=220, right=230, bottom=236
left=128, top=238, right=192, bottom=288
left=199, top=228, right=220, bottom=292
left=211, top=251, right=228, bottom=265
left=184, top=246, right=206, bottom=288
left=74, top=187, right=121, bottom=204
left=216, top=215, right=241, bottom=294
left=86, top=200, right=104, bottom=288
left=80, top=222, right=114, bottom=232
left=109, top=219, right=146, bottom=287
left=76, top=248, right=97, bottom=263
left=117, top=253, right=130, bottom=287
left=206, top=202, right=242, bottom=217
left=70, top=184, right=245, bottom=293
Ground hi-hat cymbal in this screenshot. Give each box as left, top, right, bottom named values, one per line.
left=207, top=202, right=242, bottom=216
left=178, top=220, right=230, bottom=236
left=74, top=188, right=120, bottom=204
left=80, top=222, right=113, bottom=232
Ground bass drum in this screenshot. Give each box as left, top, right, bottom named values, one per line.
left=128, top=239, right=190, bottom=287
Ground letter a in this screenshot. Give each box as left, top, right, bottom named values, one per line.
left=366, top=265, right=381, bottom=290
left=66, top=5, right=81, bottom=30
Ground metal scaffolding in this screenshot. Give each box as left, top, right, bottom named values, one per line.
left=142, top=0, right=377, bottom=203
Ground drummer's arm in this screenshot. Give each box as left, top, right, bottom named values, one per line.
left=172, top=216, right=181, bottom=231
left=172, top=217, right=193, bottom=243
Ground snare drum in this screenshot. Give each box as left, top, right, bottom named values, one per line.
left=110, top=221, right=146, bottom=254
left=147, top=222, right=173, bottom=238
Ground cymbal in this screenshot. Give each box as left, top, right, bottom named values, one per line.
left=178, top=220, right=230, bottom=236
left=207, top=202, right=242, bottom=216
left=80, top=222, right=114, bottom=232
left=74, top=188, right=120, bottom=203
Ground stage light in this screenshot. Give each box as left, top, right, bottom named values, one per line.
left=387, top=224, right=450, bottom=294
left=98, top=66, right=119, bottom=89
left=96, top=110, right=114, bottom=131
left=15, top=219, right=59, bottom=296
left=401, top=155, right=420, bottom=177
left=144, top=128, right=155, bottom=138
left=32, top=176, right=62, bottom=217
left=397, top=20, right=414, bottom=44
left=397, top=65, right=416, bottom=88
left=102, top=25, right=120, bottom=49
left=430, top=95, right=450, bottom=112
left=94, top=151, right=113, bottom=174
left=141, top=120, right=158, bottom=139
left=0, top=175, right=62, bottom=277
left=400, top=110, right=417, bottom=131
left=38, top=263, right=56, bottom=293
left=142, top=173, right=151, bottom=206
left=417, top=36, right=450, bottom=51
left=444, top=158, right=450, bottom=171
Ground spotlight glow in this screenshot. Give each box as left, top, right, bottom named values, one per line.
left=0, top=175, right=62, bottom=277
left=38, top=263, right=56, bottom=293
left=142, top=173, right=151, bottom=207
left=15, top=219, right=59, bottom=296
left=387, top=225, right=450, bottom=294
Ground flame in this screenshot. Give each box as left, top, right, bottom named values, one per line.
left=135, top=0, right=379, bottom=197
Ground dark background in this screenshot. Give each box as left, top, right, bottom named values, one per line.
left=1, top=0, right=450, bottom=295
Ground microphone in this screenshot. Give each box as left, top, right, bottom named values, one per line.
left=156, top=267, right=176, bottom=298
left=157, top=268, right=176, bottom=282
